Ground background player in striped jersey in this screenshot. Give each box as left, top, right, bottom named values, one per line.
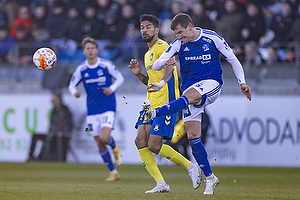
left=68, top=37, right=124, bottom=181
left=145, top=13, right=252, bottom=194
left=129, top=14, right=201, bottom=193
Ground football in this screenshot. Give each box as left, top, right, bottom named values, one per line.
left=33, top=47, right=56, bottom=70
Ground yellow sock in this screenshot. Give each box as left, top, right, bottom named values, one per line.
left=158, top=144, right=191, bottom=169
left=138, top=146, right=164, bottom=182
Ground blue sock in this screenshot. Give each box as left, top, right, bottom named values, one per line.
left=108, top=136, right=116, bottom=149
left=99, top=148, right=115, bottom=171
left=189, top=137, right=212, bottom=177
left=156, top=96, right=189, bottom=117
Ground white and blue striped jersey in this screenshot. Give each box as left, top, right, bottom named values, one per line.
left=69, top=57, right=124, bottom=116
left=153, top=28, right=245, bottom=92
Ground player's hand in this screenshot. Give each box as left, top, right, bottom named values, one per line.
left=240, top=84, right=251, bottom=101
left=129, top=59, right=141, bottom=76
left=74, top=91, right=81, bottom=98
left=102, top=87, right=112, bottom=96
left=165, top=57, right=176, bottom=66
left=147, top=80, right=165, bottom=92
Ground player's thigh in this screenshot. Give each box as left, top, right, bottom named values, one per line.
left=184, top=79, right=221, bottom=107
left=135, top=124, right=152, bottom=148
left=150, top=113, right=177, bottom=141
left=185, top=121, right=202, bottom=139
left=99, top=127, right=112, bottom=143
left=86, top=111, right=116, bottom=137
left=148, top=134, right=164, bottom=153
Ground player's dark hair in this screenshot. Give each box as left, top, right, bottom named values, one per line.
left=81, top=36, right=98, bottom=49
left=171, top=13, right=194, bottom=30
left=139, top=14, right=159, bottom=28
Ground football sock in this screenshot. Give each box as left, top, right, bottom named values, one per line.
left=99, top=148, right=115, bottom=171
left=189, top=137, right=212, bottom=177
left=156, top=96, right=189, bottom=117
left=108, top=136, right=116, bottom=149
left=138, top=146, right=164, bottom=182
left=157, top=144, right=191, bottom=169
left=157, top=180, right=167, bottom=186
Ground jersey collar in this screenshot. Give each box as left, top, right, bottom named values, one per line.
left=85, top=57, right=100, bottom=69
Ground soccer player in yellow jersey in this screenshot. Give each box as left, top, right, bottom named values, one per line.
left=129, top=14, right=201, bottom=193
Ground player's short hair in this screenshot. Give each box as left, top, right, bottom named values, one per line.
left=81, top=36, right=98, bottom=49
left=139, top=14, right=160, bottom=28
left=171, top=13, right=194, bottom=30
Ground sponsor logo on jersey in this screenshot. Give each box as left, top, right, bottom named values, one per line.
left=84, top=73, right=89, bottom=78
left=185, top=54, right=211, bottom=61
left=85, top=77, right=106, bottom=84
left=150, top=53, right=153, bottom=61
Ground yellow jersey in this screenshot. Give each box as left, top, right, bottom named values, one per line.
left=144, top=39, right=180, bottom=108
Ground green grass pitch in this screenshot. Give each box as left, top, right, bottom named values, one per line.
left=0, top=162, right=299, bottom=200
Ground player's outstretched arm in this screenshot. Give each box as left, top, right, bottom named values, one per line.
left=129, top=59, right=148, bottom=85
left=147, top=60, right=175, bottom=92
left=240, top=84, right=252, bottom=101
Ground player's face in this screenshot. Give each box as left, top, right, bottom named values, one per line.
left=140, top=21, right=157, bottom=43
left=83, top=42, right=98, bottom=60
left=173, top=24, right=193, bottom=44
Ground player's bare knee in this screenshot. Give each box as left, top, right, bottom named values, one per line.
left=134, top=137, right=147, bottom=148
left=184, top=91, right=202, bottom=105
left=99, top=135, right=109, bottom=145
left=148, top=144, right=159, bottom=154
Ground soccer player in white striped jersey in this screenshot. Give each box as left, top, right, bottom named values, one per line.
left=68, top=37, right=124, bottom=181
left=145, top=13, right=252, bottom=194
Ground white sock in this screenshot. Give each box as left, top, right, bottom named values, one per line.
left=187, top=162, right=195, bottom=171
left=157, top=180, right=167, bottom=185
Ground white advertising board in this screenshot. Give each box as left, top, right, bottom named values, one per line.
left=0, top=94, right=299, bottom=167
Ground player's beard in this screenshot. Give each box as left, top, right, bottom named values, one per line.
left=142, top=34, right=155, bottom=43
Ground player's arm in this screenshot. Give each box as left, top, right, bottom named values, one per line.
left=147, top=63, right=174, bottom=92
left=152, top=39, right=179, bottom=71
left=217, top=38, right=252, bottom=101
left=106, top=63, right=124, bottom=95
left=129, top=59, right=149, bottom=85
left=68, top=67, right=82, bottom=98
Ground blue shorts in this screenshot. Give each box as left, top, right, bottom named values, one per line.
left=135, top=110, right=178, bottom=140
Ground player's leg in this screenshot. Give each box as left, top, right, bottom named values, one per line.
left=185, top=121, right=219, bottom=194
left=99, top=127, right=120, bottom=181
left=135, top=112, right=169, bottom=193
left=107, top=134, right=122, bottom=166
left=141, top=88, right=201, bottom=123
left=102, top=111, right=122, bottom=166
left=183, top=80, right=222, bottom=194
left=148, top=114, right=201, bottom=189
left=89, top=113, right=120, bottom=181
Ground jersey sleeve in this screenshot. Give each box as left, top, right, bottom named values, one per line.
left=152, top=39, right=180, bottom=71
left=68, top=66, right=82, bottom=96
left=107, top=63, right=124, bottom=92
left=215, top=37, right=246, bottom=85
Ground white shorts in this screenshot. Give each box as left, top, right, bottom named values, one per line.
left=86, top=111, right=116, bottom=136
left=182, top=79, right=222, bottom=122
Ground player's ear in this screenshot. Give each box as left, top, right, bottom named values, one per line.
left=187, top=23, right=193, bottom=30
left=155, top=27, right=159, bottom=34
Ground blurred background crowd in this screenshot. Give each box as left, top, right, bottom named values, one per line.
left=0, top=0, right=300, bottom=94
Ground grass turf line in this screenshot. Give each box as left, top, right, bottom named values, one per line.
left=0, top=162, right=299, bottom=200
